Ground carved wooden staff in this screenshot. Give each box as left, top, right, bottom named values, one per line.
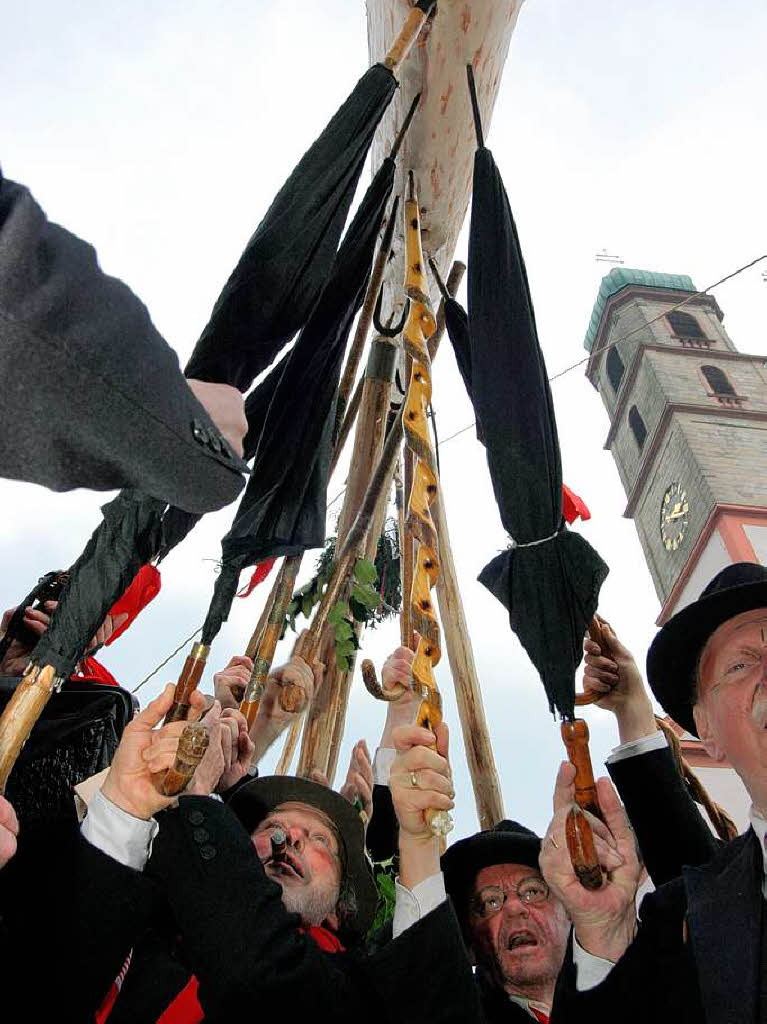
left=363, top=173, right=452, bottom=838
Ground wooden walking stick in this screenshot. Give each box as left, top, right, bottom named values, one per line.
left=238, top=555, right=306, bottom=730
left=161, top=722, right=210, bottom=797
left=362, top=172, right=452, bottom=838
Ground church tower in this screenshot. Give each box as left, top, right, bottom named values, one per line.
left=584, top=268, right=767, bottom=625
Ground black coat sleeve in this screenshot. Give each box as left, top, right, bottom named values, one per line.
left=0, top=819, right=157, bottom=1022
left=607, top=744, right=720, bottom=886
left=366, top=782, right=398, bottom=862
left=551, top=884, right=702, bottom=1024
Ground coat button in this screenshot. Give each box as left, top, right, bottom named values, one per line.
left=200, top=845, right=216, bottom=861
left=193, top=828, right=210, bottom=844
left=188, top=810, right=205, bottom=826
left=192, top=419, right=209, bottom=445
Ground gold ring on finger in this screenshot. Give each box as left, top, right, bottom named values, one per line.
left=548, top=835, right=559, bottom=850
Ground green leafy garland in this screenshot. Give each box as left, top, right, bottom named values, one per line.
left=283, top=520, right=402, bottom=672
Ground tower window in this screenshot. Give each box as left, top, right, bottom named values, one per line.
left=606, top=347, right=625, bottom=392
left=629, top=405, right=647, bottom=450
left=701, top=365, right=736, bottom=396
left=667, top=310, right=707, bottom=341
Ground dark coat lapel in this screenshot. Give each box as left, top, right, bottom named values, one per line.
left=684, top=828, right=762, bottom=1024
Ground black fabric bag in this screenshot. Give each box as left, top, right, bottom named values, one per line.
left=0, top=678, right=134, bottom=826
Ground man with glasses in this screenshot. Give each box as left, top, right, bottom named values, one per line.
left=541, top=562, right=767, bottom=1023
left=440, top=819, right=570, bottom=1022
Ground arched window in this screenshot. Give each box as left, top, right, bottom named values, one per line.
left=667, top=310, right=706, bottom=340
left=629, top=405, right=647, bottom=450
left=701, top=365, right=736, bottom=396
left=606, top=347, right=625, bottom=392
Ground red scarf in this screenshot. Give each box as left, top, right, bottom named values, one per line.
left=104, top=926, right=344, bottom=1024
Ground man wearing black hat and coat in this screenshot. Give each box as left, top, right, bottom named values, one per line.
left=9, top=680, right=481, bottom=1022
left=541, top=562, right=767, bottom=1024
left=441, top=819, right=571, bottom=1023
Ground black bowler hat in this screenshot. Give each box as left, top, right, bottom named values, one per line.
left=0, top=175, right=247, bottom=512
left=441, top=820, right=542, bottom=922
left=647, top=562, right=767, bottom=737
left=227, top=775, right=377, bottom=937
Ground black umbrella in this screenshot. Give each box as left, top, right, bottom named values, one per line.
left=463, top=69, right=608, bottom=721
left=29, top=492, right=164, bottom=678
left=184, top=64, right=397, bottom=392
left=199, top=157, right=398, bottom=644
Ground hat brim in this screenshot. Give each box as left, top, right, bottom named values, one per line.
left=647, top=578, right=767, bottom=737
left=441, top=831, right=542, bottom=909
left=227, top=776, right=377, bottom=936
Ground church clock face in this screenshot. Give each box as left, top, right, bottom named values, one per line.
left=660, top=483, right=690, bottom=552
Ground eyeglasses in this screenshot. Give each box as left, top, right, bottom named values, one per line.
left=469, top=878, right=550, bottom=919
left=709, top=646, right=767, bottom=696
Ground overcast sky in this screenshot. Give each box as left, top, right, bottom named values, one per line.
left=2, top=0, right=766, bottom=839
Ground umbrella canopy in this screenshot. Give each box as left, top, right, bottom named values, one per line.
left=27, top=66, right=400, bottom=678
left=463, top=108, right=608, bottom=720
left=185, top=64, right=397, bottom=392
left=31, top=492, right=164, bottom=677
left=199, top=159, right=397, bottom=644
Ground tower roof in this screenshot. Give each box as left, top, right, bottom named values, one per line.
left=583, top=267, right=697, bottom=352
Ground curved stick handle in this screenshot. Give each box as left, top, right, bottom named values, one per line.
left=360, top=658, right=406, bottom=702
left=160, top=722, right=210, bottom=797
left=164, top=642, right=210, bottom=725
left=561, top=718, right=603, bottom=890
left=574, top=615, right=608, bottom=707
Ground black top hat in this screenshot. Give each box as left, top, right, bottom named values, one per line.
left=441, top=820, right=542, bottom=922
left=647, top=562, right=767, bottom=737
left=227, top=775, right=377, bottom=937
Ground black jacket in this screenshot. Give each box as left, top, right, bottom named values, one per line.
left=0, top=175, right=247, bottom=511
left=607, top=743, right=720, bottom=886
left=2, top=797, right=484, bottom=1023
left=146, top=796, right=484, bottom=1022
left=551, top=829, right=763, bottom=1024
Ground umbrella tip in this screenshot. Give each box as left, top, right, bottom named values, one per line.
left=466, top=64, right=484, bottom=149
left=390, top=92, right=421, bottom=161
left=428, top=256, right=450, bottom=302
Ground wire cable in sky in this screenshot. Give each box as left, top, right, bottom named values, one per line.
left=438, top=253, right=767, bottom=447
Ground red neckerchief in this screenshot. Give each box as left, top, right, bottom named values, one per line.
left=106, top=925, right=345, bottom=1024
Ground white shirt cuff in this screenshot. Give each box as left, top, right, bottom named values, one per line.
left=81, top=789, right=158, bottom=871
left=606, top=729, right=668, bottom=765
left=572, top=933, right=616, bottom=991
left=391, top=872, right=447, bottom=938
left=373, top=747, right=397, bottom=787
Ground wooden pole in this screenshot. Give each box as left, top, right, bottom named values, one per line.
left=296, top=336, right=400, bottom=779
left=433, top=492, right=504, bottom=829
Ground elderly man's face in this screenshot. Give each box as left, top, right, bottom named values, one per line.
left=252, top=801, right=342, bottom=928
left=695, top=609, right=767, bottom=809
left=467, top=863, right=569, bottom=1001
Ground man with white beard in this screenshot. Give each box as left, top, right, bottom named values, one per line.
left=540, top=562, right=767, bottom=1024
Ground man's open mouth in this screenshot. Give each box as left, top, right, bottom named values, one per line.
left=507, top=931, right=538, bottom=951
left=269, top=852, right=305, bottom=879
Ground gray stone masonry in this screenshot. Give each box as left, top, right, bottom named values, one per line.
left=587, top=282, right=767, bottom=606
